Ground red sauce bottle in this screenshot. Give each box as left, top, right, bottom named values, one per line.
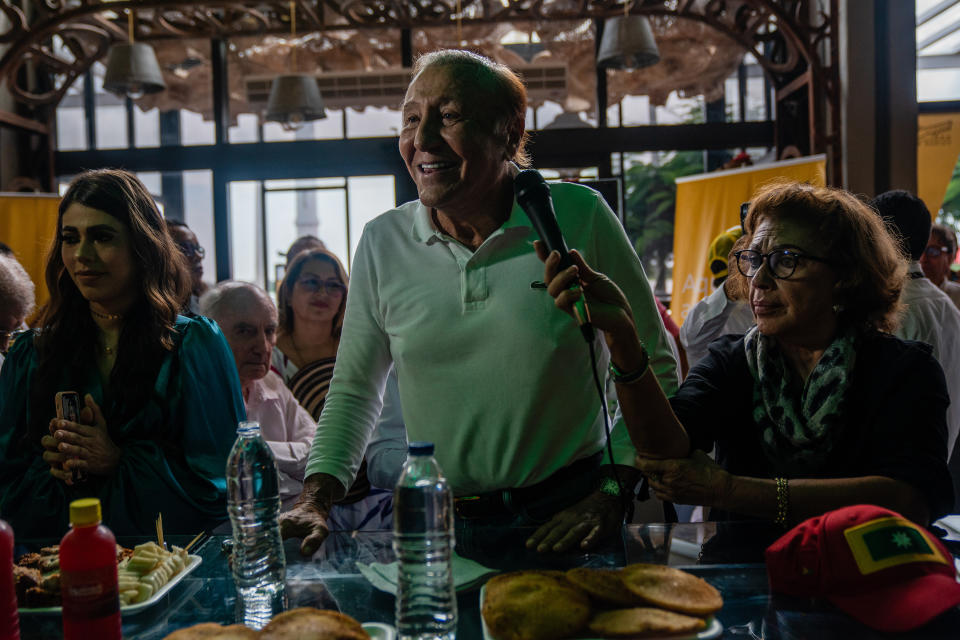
left=60, top=498, right=121, bottom=640
left=0, top=519, right=19, bottom=640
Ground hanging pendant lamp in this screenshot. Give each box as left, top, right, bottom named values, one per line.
left=597, top=15, right=661, bottom=70
left=265, top=1, right=326, bottom=129
left=102, top=9, right=165, bottom=98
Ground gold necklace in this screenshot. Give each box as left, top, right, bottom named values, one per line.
left=90, top=308, right=123, bottom=321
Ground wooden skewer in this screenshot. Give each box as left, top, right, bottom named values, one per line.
left=156, top=513, right=164, bottom=549
left=184, top=531, right=204, bottom=553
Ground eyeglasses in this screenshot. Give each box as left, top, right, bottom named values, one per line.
left=923, top=246, right=951, bottom=258
left=295, top=277, right=346, bottom=296
left=176, top=242, right=205, bottom=259
left=734, top=249, right=833, bottom=280
left=0, top=329, right=29, bottom=356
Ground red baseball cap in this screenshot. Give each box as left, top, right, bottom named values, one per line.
left=766, top=505, right=960, bottom=632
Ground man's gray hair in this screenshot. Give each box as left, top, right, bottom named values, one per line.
left=198, top=280, right=275, bottom=321
left=0, top=254, right=35, bottom=321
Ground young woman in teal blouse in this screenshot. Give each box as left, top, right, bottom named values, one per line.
left=0, top=169, right=245, bottom=536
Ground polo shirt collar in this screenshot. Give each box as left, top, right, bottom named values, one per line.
left=409, top=163, right=533, bottom=244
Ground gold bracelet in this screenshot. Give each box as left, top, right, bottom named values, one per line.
left=774, top=477, right=790, bottom=528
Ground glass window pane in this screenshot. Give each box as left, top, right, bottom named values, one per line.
left=346, top=106, right=401, bottom=138
left=229, top=113, right=260, bottom=144
left=134, top=106, right=160, bottom=148
left=183, top=170, right=215, bottom=291
left=265, top=190, right=297, bottom=296
left=181, top=109, right=215, bottom=146
left=91, top=62, right=128, bottom=149
left=56, top=76, right=86, bottom=151
left=229, top=181, right=263, bottom=285
left=348, top=175, right=395, bottom=268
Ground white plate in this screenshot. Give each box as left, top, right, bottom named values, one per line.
left=18, top=554, right=203, bottom=616
left=479, top=583, right=723, bottom=640
left=362, top=622, right=397, bottom=640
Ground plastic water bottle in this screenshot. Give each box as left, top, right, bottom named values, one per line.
left=226, top=421, right=286, bottom=629
left=393, top=441, right=457, bottom=640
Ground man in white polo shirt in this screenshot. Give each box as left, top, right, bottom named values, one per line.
left=280, top=50, right=678, bottom=556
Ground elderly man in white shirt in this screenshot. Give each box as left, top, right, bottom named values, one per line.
left=199, top=281, right=316, bottom=505
left=921, top=223, right=960, bottom=310
left=0, top=252, right=35, bottom=371
left=872, top=192, right=960, bottom=458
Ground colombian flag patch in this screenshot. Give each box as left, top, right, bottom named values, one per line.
left=843, top=516, right=950, bottom=575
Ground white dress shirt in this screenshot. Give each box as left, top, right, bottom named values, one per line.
left=679, top=284, right=755, bottom=372
left=245, top=371, right=318, bottom=499
left=897, top=263, right=960, bottom=456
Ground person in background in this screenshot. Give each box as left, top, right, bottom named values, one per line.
left=871, top=190, right=960, bottom=460
left=280, top=49, right=678, bottom=557
left=285, top=235, right=326, bottom=263
left=199, top=281, right=316, bottom=507
left=0, top=169, right=245, bottom=536
left=920, top=223, right=960, bottom=310
left=0, top=253, right=35, bottom=370
left=680, top=225, right=754, bottom=373
left=166, top=219, right=208, bottom=316
left=540, top=181, right=952, bottom=536
left=273, top=247, right=393, bottom=531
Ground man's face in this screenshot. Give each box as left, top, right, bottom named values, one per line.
left=398, top=64, right=515, bottom=218
left=920, top=231, right=953, bottom=286
left=218, top=292, right=278, bottom=386
left=169, top=224, right=205, bottom=295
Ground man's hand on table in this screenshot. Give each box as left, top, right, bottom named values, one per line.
left=525, top=490, right=624, bottom=553
left=279, top=501, right=331, bottom=556
left=279, top=473, right=343, bottom=556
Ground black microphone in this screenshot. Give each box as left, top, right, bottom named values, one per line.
left=515, top=169, right=594, bottom=343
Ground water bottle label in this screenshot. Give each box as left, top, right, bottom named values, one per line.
left=61, top=566, right=119, bottom=619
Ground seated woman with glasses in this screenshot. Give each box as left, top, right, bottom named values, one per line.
left=272, top=248, right=392, bottom=530
left=0, top=169, right=245, bottom=537
left=537, top=180, right=952, bottom=528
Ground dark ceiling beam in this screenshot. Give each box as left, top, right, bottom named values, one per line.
left=55, top=121, right=775, bottom=177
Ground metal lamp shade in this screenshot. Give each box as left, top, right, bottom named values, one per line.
left=265, top=74, right=326, bottom=126
left=103, top=42, right=166, bottom=98
left=597, top=16, right=661, bottom=70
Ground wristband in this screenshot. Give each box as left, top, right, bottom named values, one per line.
left=774, top=477, right=790, bottom=528
left=608, top=344, right=650, bottom=384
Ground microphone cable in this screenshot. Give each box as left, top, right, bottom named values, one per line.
left=587, top=336, right=632, bottom=522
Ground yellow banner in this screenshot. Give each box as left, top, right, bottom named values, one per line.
left=0, top=193, right=60, bottom=318
left=918, top=113, right=960, bottom=214
left=671, top=156, right=826, bottom=324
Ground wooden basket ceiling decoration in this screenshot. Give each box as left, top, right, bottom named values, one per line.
left=0, top=0, right=840, bottom=179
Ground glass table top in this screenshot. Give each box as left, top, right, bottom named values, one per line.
left=13, top=521, right=960, bottom=639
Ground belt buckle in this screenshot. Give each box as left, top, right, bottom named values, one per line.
left=454, top=496, right=484, bottom=519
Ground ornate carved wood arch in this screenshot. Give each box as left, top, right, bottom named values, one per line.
left=0, top=0, right=840, bottom=181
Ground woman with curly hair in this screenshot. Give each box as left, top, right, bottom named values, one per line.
left=0, top=169, right=245, bottom=536
left=534, top=180, right=952, bottom=539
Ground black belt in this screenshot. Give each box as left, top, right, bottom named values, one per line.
left=454, top=451, right=603, bottom=520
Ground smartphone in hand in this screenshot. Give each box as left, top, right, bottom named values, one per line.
left=55, top=391, right=85, bottom=483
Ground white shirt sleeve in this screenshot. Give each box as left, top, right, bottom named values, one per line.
left=266, top=394, right=317, bottom=481
left=304, top=226, right=394, bottom=490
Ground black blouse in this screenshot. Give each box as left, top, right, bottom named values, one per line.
left=671, top=332, right=954, bottom=521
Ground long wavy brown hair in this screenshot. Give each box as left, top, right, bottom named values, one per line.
left=27, top=169, right=190, bottom=447
left=727, top=180, right=906, bottom=333
left=277, top=248, right=348, bottom=340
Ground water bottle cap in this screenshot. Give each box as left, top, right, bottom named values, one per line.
left=237, top=421, right=261, bottom=435
left=408, top=441, right=434, bottom=456
left=69, top=498, right=102, bottom=527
